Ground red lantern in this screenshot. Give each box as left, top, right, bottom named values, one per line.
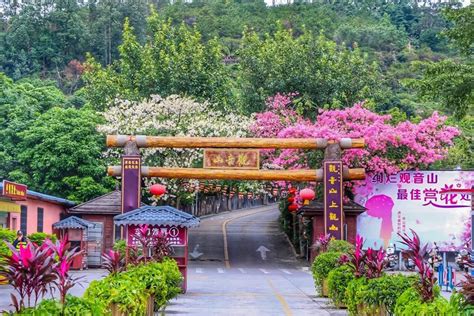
left=289, top=187, right=297, bottom=194
left=287, top=196, right=295, bottom=203
left=300, top=188, right=315, bottom=205
left=150, top=184, right=166, bottom=196
left=288, top=203, right=298, bottom=213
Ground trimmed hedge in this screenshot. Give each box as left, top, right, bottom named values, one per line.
left=312, top=251, right=343, bottom=291
left=327, top=264, right=354, bottom=306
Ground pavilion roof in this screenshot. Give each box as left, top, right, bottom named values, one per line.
left=114, top=205, right=200, bottom=228
left=53, top=216, right=95, bottom=230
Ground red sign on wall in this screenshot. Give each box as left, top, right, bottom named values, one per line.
left=2, top=180, right=27, bottom=201
left=127, top=225, right=187, bottom=246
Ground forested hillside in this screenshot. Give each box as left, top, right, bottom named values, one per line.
left=0, top=0, right=472, bottom=202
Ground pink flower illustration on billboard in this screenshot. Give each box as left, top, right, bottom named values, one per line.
left=365, top=195, right=394, bottom=248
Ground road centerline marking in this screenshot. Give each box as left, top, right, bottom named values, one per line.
left=266, top=277, right=293, bottom=316
left=280, top=269, right=292, bottom=275
left=217, top=268, right=225, bottom=274
left=259, top=268, right=269, bottom=274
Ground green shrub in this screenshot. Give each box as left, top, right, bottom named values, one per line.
left=84, top=273, right=148, bottom=315
left=312, top=251, right=343, bottom=291
left=327, top=239, right=354, bottom=254
left=112, top=239, right=126, bottom=258
left=0, top=228, right=16, bottom=264
left=394, top=287, right=456, bottom=315
left=27, top=232, right=57, bottom=245
left=362, top=274, right=415, bottom=315
left=346, top=277, right=368, bottom=315
left=327, top=264, right=354, bottom=306
left=85, top=259, right=182, bottom=313
left=449, top=292, right=474, bottom=316
left=159, top=257, right=183, bottom=301
left=16, top=295, right=105, bottom=315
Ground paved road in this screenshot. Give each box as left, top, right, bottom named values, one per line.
left=0, top=205, right=344, bottom=315
left=166, top=204, right=341, bottom=316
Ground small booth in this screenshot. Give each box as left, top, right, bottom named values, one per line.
left=298, top=200, right=366, bottom=262
left=52, top=216, right=95, bottom=270
left=114, top=205, right=200, bottom=293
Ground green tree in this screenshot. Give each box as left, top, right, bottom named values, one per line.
left=10, top=107, right=114, bottom=202
left=443, top=5, right=473, bottom=55
left=407, top=60, right=473, bottom=119
left=82, top=10, right=232, bottom=111
left=237, top=25, right=383, bottom=114
left=0, top=74, right=66, bottom=180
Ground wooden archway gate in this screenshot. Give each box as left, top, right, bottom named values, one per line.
left=106, top=135, right=366, bottom=240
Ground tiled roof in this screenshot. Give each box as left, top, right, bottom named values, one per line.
left=0, top=183, right=75, bottom=207
left=114, top=205, right=200, bottom=228
left=53, top=216, right=95, bottom=230
left=69, top=190, right=147, bottom=215
left=68, top=190, right=122, bottom=214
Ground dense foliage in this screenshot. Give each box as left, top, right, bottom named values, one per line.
left=0, top=1, right=471, bottom=202
left=327, top=264, right=354, bottom=307
left=311, top=251, right=343, bottom=290
left=84, top=258, right=182, bottom=313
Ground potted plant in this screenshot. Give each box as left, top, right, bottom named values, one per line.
left=327, top=264, right=354, bottom=308
left=394, top=230, right=457, bottom=314
left=312, top=251, right=343, bottom=297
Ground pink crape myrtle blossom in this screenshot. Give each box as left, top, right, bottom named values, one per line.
left=251, top=94, right=460, bottom=186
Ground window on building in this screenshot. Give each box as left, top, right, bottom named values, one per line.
left=12, top=217, right=17, bottom=230
left=20, top=205, right=27, bottom=234
left=37, top=208, right=44, bottom=232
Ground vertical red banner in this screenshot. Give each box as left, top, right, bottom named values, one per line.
left=121, top=156, right=141, bottom=213
left=324, top=161, right=343, bottom=239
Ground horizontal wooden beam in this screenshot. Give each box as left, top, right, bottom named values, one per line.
left=107, top=166, right=365, bottom=181
left=106, top=135, right=365, bottom=149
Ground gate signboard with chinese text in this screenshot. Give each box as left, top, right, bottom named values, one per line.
left=356, top=171, right=474, bottom=250
left=121, top=157, right=141, bottom=213
left=204, top=149, right=259, bottom=169
left=324, top=161, right=343, bottom=239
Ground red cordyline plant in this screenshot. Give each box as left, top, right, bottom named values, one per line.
left=126, top=224, right=172, bottom=265
left=347, top=235, right=367, bottom=278
left=365, top=247, right=387, bottom=279
left=312, top=233, right=331, bottom=256
left=102, top=249, right=124, bottom=274
left=399, top=229, right=437, bottom=302
left=0, top=242, right=56, bottom=312
left=46, top=237, right=84, bottom=306
left=460, top=274, right=474, bottom=305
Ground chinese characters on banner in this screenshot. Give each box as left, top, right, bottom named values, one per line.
left=355, top=171, right=474, bottom=250
left=127, top=225, right=187, bottom=246
left=203, top=149, right=259, bottom=169
left=2, top=180, right=27, bottom=201
left=324, top=161, right=343, bottom=239
left=121, top=157, right=141, bottom=213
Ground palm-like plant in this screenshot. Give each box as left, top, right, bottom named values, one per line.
left=102, top=249, right=124, bottom=274
left=399, top=229, right=437, bottom=302
left=0, top=242, right=56, bottom=312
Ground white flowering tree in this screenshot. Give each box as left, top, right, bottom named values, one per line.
left=98, top=95, right=254, bottom=206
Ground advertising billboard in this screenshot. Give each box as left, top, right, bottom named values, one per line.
left=355, top=171, right=473, bottom=251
